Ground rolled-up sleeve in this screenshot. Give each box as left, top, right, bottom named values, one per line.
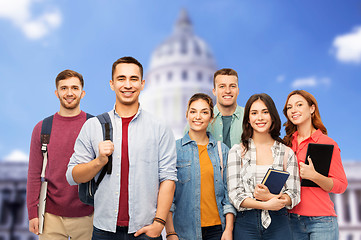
left=329, top=143, right=348, bottom=194
left=283, top=149, right=301, bottom=209
left=221, top=145, right=236, bottom=216
left=66, top=119, right=98, bottom=185
left=158, top=126, right=177, bottom=183
left=226, top=145, right=253, bottom=212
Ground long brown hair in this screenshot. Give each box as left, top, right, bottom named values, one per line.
left=242, top=93, right=283, bottom=152
left=283, top=90, right=327, bottom=147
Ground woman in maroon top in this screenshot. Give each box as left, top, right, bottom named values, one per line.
left=283, top=90, right=347, bottom=240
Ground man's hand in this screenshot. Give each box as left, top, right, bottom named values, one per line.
left=254, top=184, right=273, bottom=201
left=167, top=234, right=179, bottom=240
left=29, top=218, right=39, bottom=235
left=98, top=140, right=114, bottom=164
left=134, top=221, right=163, bottom=238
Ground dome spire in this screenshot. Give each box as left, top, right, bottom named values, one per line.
left=174, top=9, right=193, bottom=34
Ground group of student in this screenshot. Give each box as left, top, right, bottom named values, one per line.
left=26, top=56, right=348, bottom=240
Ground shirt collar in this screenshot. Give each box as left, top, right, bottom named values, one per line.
left=214, top=105, right=242, bottom=119
left=112, top=103, right=142, bottom=120
left=292, top=128, right=323, bottom=142
left=181, top=132, right=216, bottom=147
left=311, top=129, right=322, bottom=141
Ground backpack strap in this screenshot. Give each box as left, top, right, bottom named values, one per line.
left=95, top=112, right=113, bottom=186
left=217, top=141, right=223, bottom=178
left=40, top=112, right=92, bottom=179
left=40, top=115, right=54, bottom=180
left=86, top=113, right=94, bottom=120
left=283, top=146, right=290, bottom=171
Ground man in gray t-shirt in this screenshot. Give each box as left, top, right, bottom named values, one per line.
left=210, top=68, right=244, bottom=149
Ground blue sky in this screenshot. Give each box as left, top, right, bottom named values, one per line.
left=0, top=0, right=360, bottom=161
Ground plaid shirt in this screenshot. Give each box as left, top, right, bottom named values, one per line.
left=227, top=139, right=300, bottom=228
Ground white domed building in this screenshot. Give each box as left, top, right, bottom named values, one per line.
left=140, top=9, right=217, bottom=138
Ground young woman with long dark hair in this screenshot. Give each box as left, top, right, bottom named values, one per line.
left=227, top=93, right=300, bottom=240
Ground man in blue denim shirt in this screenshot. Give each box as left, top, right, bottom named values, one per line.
left=66, top=57, right=177, bottom=239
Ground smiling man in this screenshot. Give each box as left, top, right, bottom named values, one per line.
left=210, top=68, right=244, bottom=149
left=66, top=56, right=177, bottom=240
left=27, top=70, right=93, bottom=239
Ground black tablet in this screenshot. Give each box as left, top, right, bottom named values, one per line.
left=301, top=143, right=334, bottom=187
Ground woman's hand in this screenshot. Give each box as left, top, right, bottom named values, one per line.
left=299, top=156, right=317, bottom=181
left=254, top=184, right=273, bottom=201
left=221, top=228, right=233, bottom=240
left=263, top=194, right=287, bottom=211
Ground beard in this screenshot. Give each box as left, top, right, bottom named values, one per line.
left=59, top=97, right=81, bottom=110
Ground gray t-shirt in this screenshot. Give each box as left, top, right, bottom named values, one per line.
left=222, top=115, right=232, bottom=149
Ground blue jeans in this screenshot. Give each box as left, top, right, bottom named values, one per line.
left=289, top=213, right=339, bottom=240
left=202, top=225, right=222, bottom=240
left=92, top=226, right=162, bottom=240
left=234, top=208, right=291, bottom=240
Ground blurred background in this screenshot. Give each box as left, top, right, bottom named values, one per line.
left=0, top=1, right=360, bottom=239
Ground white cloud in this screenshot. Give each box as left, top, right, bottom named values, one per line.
left=332, top=26, right=361, bottom=64
left=3, top=149, right=29, bottom=162
left=276, top=75, right=285, bottom=83
left=291, top=76, right=331, bottom=89
left=0, top=0, right=61, bottom=40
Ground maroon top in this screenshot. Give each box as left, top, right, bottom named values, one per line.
left=27, top=111, right=93, bottom=220
left=117, top=115, right=134, bottom=226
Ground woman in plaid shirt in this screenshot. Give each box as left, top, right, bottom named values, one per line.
left=227, top=93, right=301, bottom=240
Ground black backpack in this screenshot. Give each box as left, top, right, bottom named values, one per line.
left=40, top=112, right=94, bottom=161
left=40, top=112, right=113, bottom=207
left=78, top=112, right=113, bottom=206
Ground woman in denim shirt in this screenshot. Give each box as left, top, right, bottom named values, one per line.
left=165, top=93, right=236, bottom=240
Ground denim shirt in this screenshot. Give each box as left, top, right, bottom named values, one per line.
left=207, top=105, right=244, bottom=148
left=66, top=107, right=177, bottom=233
left=171, top=133, right=236, bottom=240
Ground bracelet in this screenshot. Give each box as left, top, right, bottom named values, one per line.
left=166, top=232, right=178, bottom=238
left=153, top=217, right=166, bottom=226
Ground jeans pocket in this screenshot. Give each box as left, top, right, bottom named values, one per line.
left=270, top=207, right=288, bottom=216
left=236, top=211, right=247, bottom=219
left=92, top=226, right=110, bottom=238
left=311, top=216, right=334, bottom=223
left=137, top=233, right=162, bottom=240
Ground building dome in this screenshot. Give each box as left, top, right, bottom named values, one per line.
left=140, top=9, right=217, bottom=138
left=149, top=9, right=216, bottom=74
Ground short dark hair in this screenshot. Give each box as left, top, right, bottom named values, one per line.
left=213, top=68, right=238, bottom=88
left=55, top=69, right=84, bottom=88
left=242, top=93, right=283, bottom=151
left=186, top=93, right=214, bottom=119
left=112, top=56, right=143, bottom=80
